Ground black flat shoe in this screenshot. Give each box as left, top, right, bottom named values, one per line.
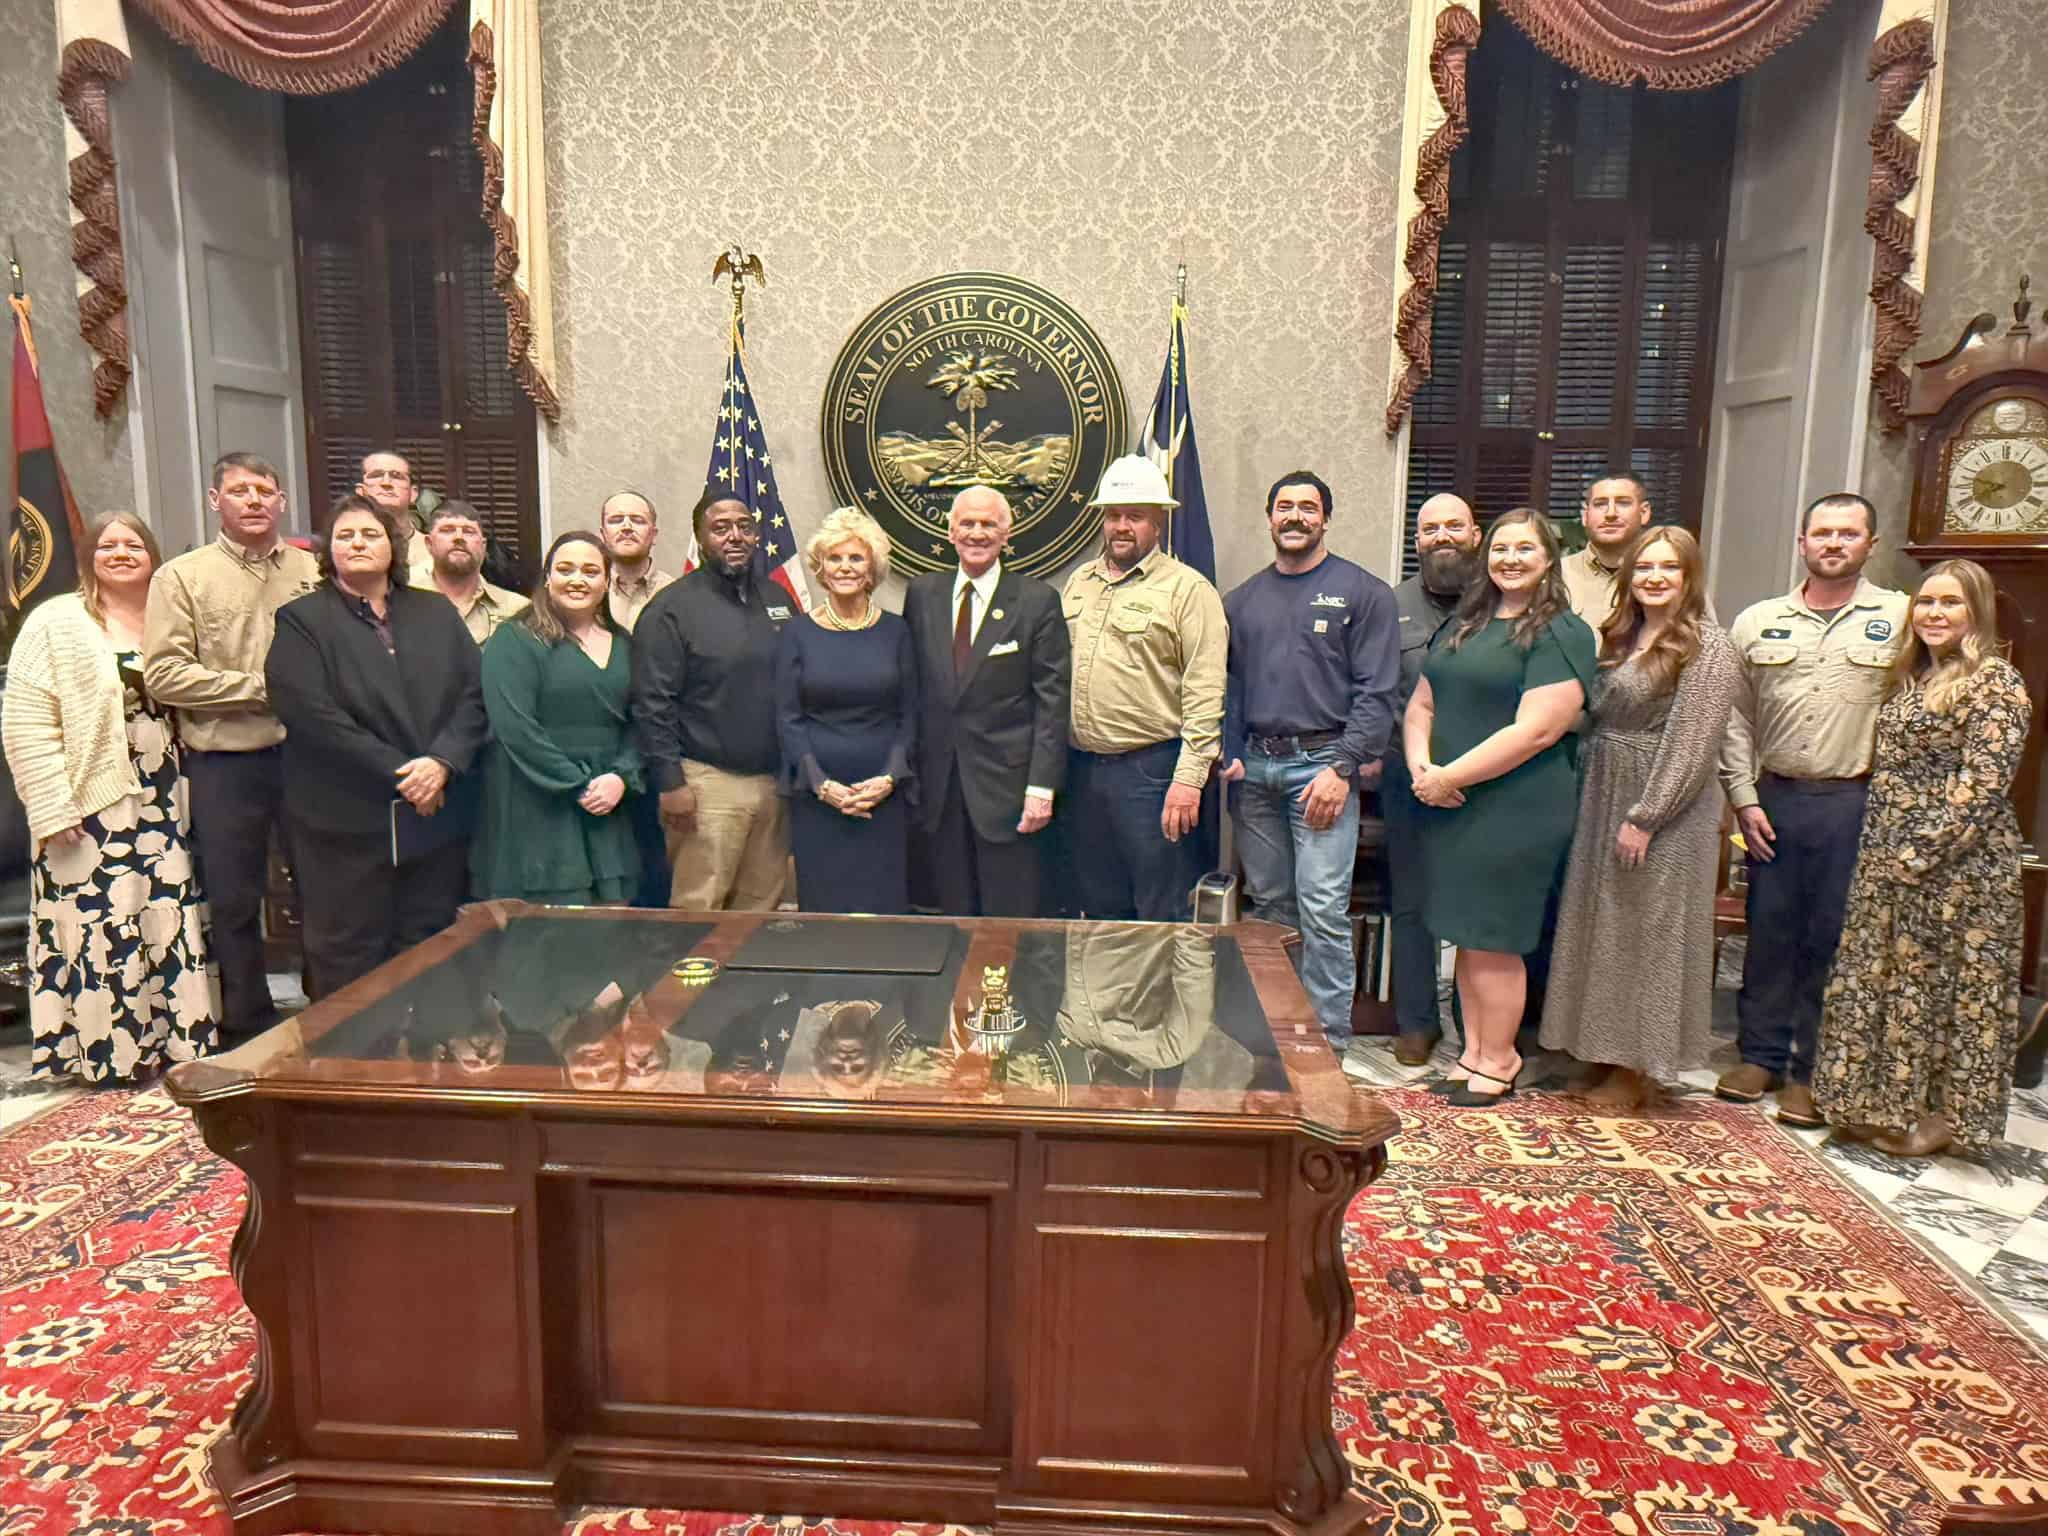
left=1446, top=1068, right=1518, bottom=1107
left=1429, top=1058, right=1481, bottom=1094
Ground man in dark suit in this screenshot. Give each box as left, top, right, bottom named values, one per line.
left=904, top=485, right=1071, bottom=916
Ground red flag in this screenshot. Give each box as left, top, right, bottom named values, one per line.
left=10, top=291, right=85, bottom=615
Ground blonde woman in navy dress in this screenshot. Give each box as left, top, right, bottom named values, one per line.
left=776, top=508, right=918, bottom=913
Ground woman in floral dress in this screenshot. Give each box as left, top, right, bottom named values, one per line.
left=1, top=512, right=218, bottom=1083
left=1813, top=559, right=2031, bottom=1157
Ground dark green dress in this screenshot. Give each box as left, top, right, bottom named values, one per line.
left=473, top=622, right=642, bottom=904
left=1419, top=613, right=1596, bottom=954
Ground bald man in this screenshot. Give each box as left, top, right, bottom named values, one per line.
left=904, top=484, right=1071, bottom=915
left=1375, top=492, right=1484, bottom=1069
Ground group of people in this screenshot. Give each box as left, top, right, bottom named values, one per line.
left=0, top=446, right=2030, bottom=1161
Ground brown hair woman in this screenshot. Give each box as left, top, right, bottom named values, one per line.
left=1538, top=527, right=1738, bottom=1110
left=1813, top=559, right=2031, bottom=1156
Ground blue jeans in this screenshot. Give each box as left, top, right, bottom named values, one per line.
left=1064, top=742, right=1205, bottom=922
left=1236, top=747, right=1360, bottom=1043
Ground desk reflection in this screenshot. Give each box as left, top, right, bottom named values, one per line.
left=302, top=914, right=1285, bottom=1108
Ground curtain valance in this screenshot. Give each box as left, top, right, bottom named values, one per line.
left=120, top=0, right=453, bottom=94
left=1491, top=0, right=1835, bottom=90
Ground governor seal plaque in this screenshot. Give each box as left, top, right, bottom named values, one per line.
left=821, top=272, right=1128, bottom=579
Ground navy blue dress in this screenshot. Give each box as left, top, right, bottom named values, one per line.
left=776, top=612, right=919, bottom=913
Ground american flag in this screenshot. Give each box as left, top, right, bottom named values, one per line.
left=683, top=318, right=811, bottom=608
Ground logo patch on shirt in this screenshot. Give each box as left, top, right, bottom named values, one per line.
left=1313, top=619, right=1329, bottom=634
left=765, top=604, right=792, bottom=620
left=1864, top=619, right=1893, bottom=641
left=1761, top=627, right=1792, bottom=639
left=1310, top=593, right=1348, bottom=609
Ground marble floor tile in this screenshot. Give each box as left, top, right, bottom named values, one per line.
left=2009, top=1088, right=2048, bottom=1128
left=1977, top=1251, right=2048, bottom=1314
left=2004, top=1109, right=2048, bottom=1154
left=1915, top=1157, right=2048, bottom=1219
left=1821, top=1133, right=1933, bottom=1183
left=2003, top=1217, right=2048, bottom=1265
left=1890, top=1184, right=2028, bottom=1251
left=1828, top=1159, right=1913, bottom=1207
left=1911, top=1232, right=2002, bottom=1278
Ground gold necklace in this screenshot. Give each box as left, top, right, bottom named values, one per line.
left=816, top=600, right=878, bottom=631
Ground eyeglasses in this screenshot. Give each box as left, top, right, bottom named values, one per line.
left=363, top=469, right=413, bottom=484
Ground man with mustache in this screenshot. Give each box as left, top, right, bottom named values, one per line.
left=420, top=500, right=527, bottom=644
left=1220, top=471, right=1399, bottom=1053
left=630, top=489, right=800, bottom=910
left=1376, top=492, right=1483, bottom=1068
left=1718, top=492, right=1908, bottom=1126
left=599, top=490, right=671, bottom=633
left=1561, top=473, right=1653, bottom=627
left=1061, top=455, right=1227, bottom=922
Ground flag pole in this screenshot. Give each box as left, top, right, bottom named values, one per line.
left=1165, top=261, right=1186, bottom=558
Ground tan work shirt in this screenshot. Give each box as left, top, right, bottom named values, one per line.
left=1562, top=543, right=1719, bottom=633
left=1061, top=549, right=1227, bottom=789
left=608, top=565, right=674, bottom=633
left=444, top=578, right=530, bottom=646
left=143, top=534, right=320, bottom=751
left=1718, top=576, right=1911, bottom=810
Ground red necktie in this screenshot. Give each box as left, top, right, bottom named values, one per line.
left=954, top=586, right=974, bottom=675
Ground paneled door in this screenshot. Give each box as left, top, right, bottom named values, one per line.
left=284, top=13, right=539, bottom=579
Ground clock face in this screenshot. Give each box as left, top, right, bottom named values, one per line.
left=1944, top=396, right=2048, bottom=534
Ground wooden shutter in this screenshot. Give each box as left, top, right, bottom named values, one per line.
left=286, top=11, right=539, bottom=566
left=1404, top=13, right=1735, bottom=566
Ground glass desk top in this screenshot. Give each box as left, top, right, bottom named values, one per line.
left=173, top=903, right=1384, bottom=1134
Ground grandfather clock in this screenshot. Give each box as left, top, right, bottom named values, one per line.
left=1903, top=276, right=2048, bottom=990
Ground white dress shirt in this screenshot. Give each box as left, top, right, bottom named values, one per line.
left=950, top=560, right=1051, bottom=805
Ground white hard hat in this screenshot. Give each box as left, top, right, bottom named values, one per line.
left=1088, top=453, right=1179, bottom=510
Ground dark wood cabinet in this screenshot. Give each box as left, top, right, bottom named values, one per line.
left=284, top=13, right=539, bottom=576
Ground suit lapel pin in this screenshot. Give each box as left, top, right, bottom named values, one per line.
left=990, top=609, right=1003, bottom=621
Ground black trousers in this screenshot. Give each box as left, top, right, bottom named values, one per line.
left=1737, top=774, right=1869, bottom=1083
left=1381, top=760, right=1442, bottom=1040
left=290, top=820, right=471, bottom=1000
left=628, top=789, right=669, bottom=908
left=1064, top=742, right=1204, bottom=923
left=927, top=767, right=1043, bottom=917
left=185, top=747, right=287, bottom=1037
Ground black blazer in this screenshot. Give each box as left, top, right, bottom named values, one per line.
left=904, top=566, right=1070, bottom=845
left=266, top=583, right=489, bottom=837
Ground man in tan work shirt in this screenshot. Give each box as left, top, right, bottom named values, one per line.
left=143, top=452, right=319, bottom=1039
left=1716, top=491, right=1909, bottom=1127
left=1060, top=454, right=1226, bottom=921
left=1559, top=472, right=1653, bottom=628
left=599, top=490, right=673, bottom=633
left=418, top=500, right=527, bottom=645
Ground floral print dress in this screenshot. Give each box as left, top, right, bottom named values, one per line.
left=1813, top=657, right=2031, bottom=1149
left=29, top=651, right=218, bottom=1084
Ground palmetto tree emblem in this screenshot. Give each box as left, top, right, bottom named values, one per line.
left=928, top=351, right=1019, bottom=481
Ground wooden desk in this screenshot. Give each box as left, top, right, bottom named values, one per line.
left=166, top=904, right=1398, bottom=1536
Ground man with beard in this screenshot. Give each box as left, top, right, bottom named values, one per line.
left=630, top=490, right=799, bottom=910
left=1219, top=471, right=1398, bottom=1052
left=599, top=490, right=671, bottom=632
left=1377, top=493, right=1482, bottom=1066
left=1717, top=492, right=1908, bottom=1127
left=420, top=501, right=527, bottom=644
left=1061, top=455, right=1226, bottom=922
left=1560, top=473, right=1653, bottom=627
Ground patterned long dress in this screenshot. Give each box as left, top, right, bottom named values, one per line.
left=1812, top=658, right=2031, bottom=1149
left=1539, top=625, right=1739, bottom=1081
left=29, top=651, right=219, bottom=1084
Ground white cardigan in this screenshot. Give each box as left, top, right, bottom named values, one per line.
left=3, top=592, right=144, bottom=843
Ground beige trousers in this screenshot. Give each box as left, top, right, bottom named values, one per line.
left=666, top=759, right=789, bottom=911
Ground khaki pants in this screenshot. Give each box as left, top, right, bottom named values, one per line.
left=666, top=759, right=788, bottom=910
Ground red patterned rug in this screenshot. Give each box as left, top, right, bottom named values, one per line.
left=4, top=1087, right=2048, bottom=1534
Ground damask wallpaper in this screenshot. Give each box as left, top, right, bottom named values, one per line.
left=0, top=0, right=133, bottom=534
left=1862, top=0, right=2048, bottom=544
left=538, top=0, right=1415, bottom=592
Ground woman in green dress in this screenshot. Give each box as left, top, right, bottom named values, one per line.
left=1404, top=508, right=1595, bottom=1105
left=473, top=531, right=642, bottom=904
